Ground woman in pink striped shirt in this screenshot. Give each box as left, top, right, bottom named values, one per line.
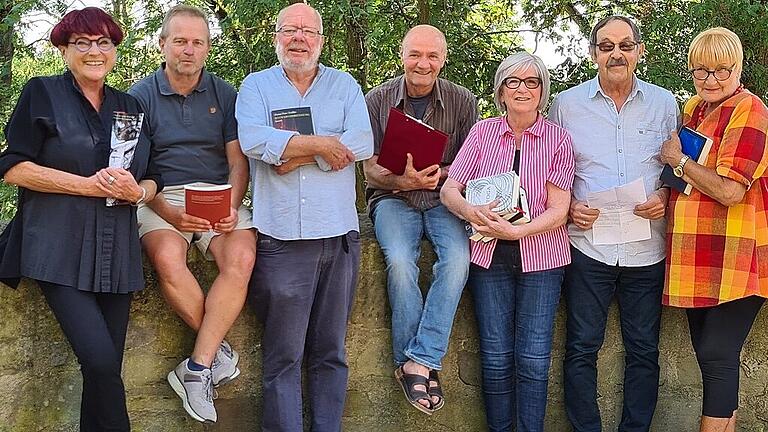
left=441, top=52, right=574, bottom=432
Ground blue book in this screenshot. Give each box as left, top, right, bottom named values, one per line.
left=660, top=126, right=713, bottom=195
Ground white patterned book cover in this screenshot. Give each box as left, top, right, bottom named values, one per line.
left=465, top=171, right=528, bottom=242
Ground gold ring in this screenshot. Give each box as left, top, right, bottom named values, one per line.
left=108, top=176, right=115, bottom=185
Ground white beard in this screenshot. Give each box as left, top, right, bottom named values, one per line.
left=275, top=42, right=321, bottom=74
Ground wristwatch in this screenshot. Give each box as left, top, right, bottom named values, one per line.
left=673, top=155, right=690, bottom=178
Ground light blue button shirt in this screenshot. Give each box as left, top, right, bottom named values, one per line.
left=236, top=64, right=374, bottom=240
left=549, top=76, right=680, bottom=267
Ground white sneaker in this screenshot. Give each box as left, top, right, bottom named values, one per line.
left=167, top=358, right=217, bottom=423
left=212, top=340, right=240, bottom=387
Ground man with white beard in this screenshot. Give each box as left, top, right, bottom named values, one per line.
left=235, top=3, right=373, bottom=431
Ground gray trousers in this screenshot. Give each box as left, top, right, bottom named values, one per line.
left=249, top=231, right=361, bottom=432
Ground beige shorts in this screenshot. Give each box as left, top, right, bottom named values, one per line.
left=137, top=183, right=253, bottom=260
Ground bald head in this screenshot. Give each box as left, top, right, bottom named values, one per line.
left=401, top=25, right=447, bottom=57
left=400, top=25, right=447, bottom=98
left=276, top=3, right=323, bottom=34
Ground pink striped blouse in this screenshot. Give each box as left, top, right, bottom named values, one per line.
left=448, top=115, right=575, bottom=271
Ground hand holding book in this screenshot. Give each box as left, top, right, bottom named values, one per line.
left=659, top=127, right=713, bottom=195
left=464, top=171, right=530, bottom=242
left=397, top=153, right=440, bottom=191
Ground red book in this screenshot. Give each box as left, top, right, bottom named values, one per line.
left=377, top=107, right=448, bottom=175
left=184, top=184, right=232, bottom=225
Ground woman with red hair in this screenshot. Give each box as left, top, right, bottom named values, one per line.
left=0, top=8, right=162, bottom=431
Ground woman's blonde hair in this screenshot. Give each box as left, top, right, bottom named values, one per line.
left=687, top=27, right=743, bottom=73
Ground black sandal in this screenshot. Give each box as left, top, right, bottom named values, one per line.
left=394, top=366, right=434, bottom=415
left=428, top=370, right=445, bottom=411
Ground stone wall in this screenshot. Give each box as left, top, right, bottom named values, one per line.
left=1, top=217, right=767, bottom=431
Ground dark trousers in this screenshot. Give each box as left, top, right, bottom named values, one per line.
left=687, top=295, right=765, bottom=418
left=37, top=280, right=132, bottom=432
left=249, top=232, right=361, bottom=432
left=563, top=248, right=663, bottom=432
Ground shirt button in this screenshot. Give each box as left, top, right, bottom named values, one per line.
left=620, top=173, right=625, bottom=177
left=618, top=125, right=622, bottom=129
left=301, top=198, right=306, bottom=204
left=618, top=149, right=623, bottom=153
left=302, top=176, right=306, bottom=180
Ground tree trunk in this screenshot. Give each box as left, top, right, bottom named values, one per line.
left=417, top=0, right=430, bottom=23
left=345, top=0, right=367, bottom=89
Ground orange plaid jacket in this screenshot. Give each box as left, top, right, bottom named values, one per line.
left=664, top=90, right=768, bottom=307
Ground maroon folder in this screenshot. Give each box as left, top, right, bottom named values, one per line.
left=377, top=107, right=449, bottom=175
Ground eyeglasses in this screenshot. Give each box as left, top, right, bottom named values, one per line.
left=67, top=37, right=115, bottom=53
left=592, top=41, right=640, bottom=52
left=691, top=67, right=733, bottom=81
left=503, top=77, right=542, bottom=90
left=275, top=26, right=323, bottom=39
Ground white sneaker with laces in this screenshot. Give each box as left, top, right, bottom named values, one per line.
left=212, top=340, right=241, bottom=387
left=167, top=358, right=217, bottom=423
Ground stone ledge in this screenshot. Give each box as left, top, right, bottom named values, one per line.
left=0, top=216, right=767, bottom=431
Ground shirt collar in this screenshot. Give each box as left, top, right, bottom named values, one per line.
left=156, top=63, right=209, bottom=96
left=279, top=63, right=326, bottom=89
left=497, top=114, right=546, bottom=138
left=588, top=75, right=645, bottom=100
left=395, top=75, right=445, bottom=110
left=63, top=69, right=110, bottom=99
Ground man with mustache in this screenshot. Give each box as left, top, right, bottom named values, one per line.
left=235, top=3, right=373, bottom=431
left=548, top=16, right=679, bottom=432
left=363, top=25, right=477, bottom=414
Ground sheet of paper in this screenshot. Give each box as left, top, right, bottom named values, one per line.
left=586, top=178, right=652, bottom=245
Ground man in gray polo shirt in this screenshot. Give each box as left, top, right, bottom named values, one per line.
left=129, top=5, right=255, bottom=424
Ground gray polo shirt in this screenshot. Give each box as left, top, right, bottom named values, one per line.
left=129, top=65, right=238, bottom=186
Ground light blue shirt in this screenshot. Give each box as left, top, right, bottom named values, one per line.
left=236, top=64, right=373, bottom=240
left=549, top=76, right=680, bottom=267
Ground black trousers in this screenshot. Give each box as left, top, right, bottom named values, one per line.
left=687, top=295, right=765, bottom=418
left=38, top=280, right=132, bottom=432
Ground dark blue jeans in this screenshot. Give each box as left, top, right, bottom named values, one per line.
left=249, top=232, right=361, bottom=432
left=468, top=241, right=564, bottom=432
left=563, top=247, right=663, bottom=432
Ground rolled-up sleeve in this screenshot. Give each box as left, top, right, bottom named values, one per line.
left=339, top=81, right=374, bottom=162
left=236, top=74, right=297, bottom=165
left=548, top=132, right=575, bottom=190
left=0, top=79, right=51, bottom=177
left=715, top=96, right=768, bottom=186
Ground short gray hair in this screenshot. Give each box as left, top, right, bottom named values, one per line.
left=160, top=5, right=210, bottom=41
left=493, top=52, right=550, bottom=113
left=275, top=3, right=324, bottom=35
left=589, top=15, right=641, bottom=55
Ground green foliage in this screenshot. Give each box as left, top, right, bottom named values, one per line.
left=1, top=0, right=766, bottom=218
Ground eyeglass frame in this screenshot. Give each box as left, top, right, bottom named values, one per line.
left=502, top=76, right=542, bottom=90
left=590, top=41, right=641, bottom=53
left=274, top=26, right=323, bottom=39
left=67, top=37, right=115, bottom=53
left=690, top=66, right=734, bottom=82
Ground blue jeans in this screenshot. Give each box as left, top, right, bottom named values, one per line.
left=468, top=241, right=564, bottom=432
left=371, top=198, right=469, bottom=370
left=563, top=247, right=663, bottom=432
